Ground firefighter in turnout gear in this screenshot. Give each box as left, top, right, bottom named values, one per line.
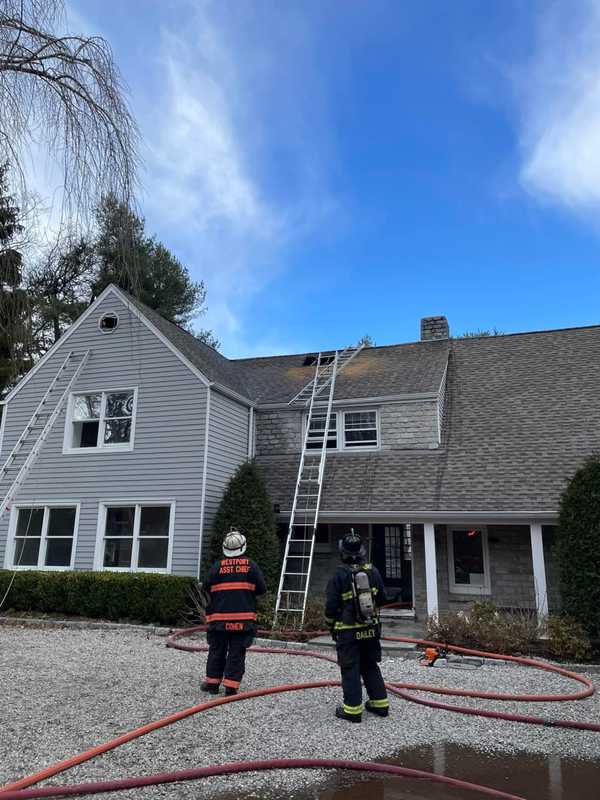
left=200, top=531, right=266, bottom=695
left=325, top=531, right=389, bottom=722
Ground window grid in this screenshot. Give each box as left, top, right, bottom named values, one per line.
left=11, top=505, right=77, bottom=569
left=99, top=503, right=173, bottom=573
left=67, top=388, right=136, bottom=451
left=343, top=410, right=378, bottom=448
left=304, top=409, right=379, bottom=451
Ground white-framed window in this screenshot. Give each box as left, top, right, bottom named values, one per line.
left=64, top=388, right=137, bottom=452
left=95, top=501, right=175, bottom=573
left=447, top=527, right=491, bottom=595
left=343, top=410, right=378, bottom=448
left=6, top=504, right=79, bottom=570
left=303, top=408, right=379, bottom=451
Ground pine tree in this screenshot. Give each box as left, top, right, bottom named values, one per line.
left=0, top=163, right=30, bottom=396
left=208, top=462, right=281, bottom=591
left=556, top=456, right=600, bottom=637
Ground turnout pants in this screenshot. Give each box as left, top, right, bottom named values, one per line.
left=205, top=628, right=254, bottom=690
left=336, top=627, right=388, bottom=717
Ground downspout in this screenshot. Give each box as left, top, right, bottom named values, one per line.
left=247, top=407, right=255, bottom=460
left=197, top=387, right=211, bottom=579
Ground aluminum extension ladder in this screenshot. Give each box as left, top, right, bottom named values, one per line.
left=0, top=350, right=91, bottom=520
left=273, top=344, right=364, bottom=629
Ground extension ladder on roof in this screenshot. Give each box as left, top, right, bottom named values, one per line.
left=273, top=343, right=364, bottom=630
left=0, top=350, right=91, bottom=520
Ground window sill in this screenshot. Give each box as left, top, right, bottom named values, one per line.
left=9, top=564, right=74, bottom=572
left=98, top=567, right=169, bottom=574
left=449, top=585, right=491, bottom=596
left=63, top=445, right=134, bottom=455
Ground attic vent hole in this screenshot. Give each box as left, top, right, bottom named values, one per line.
left=99, top=313, right=119, bottom=332
left=303, top=353, right=335, bottom=367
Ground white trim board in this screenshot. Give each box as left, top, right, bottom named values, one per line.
left=197, top=386, right=211, bottom=578
left=277, top=510, right=558, bottom=523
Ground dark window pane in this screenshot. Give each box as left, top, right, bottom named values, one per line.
left=47, top=508, right=76, bottom=537
left=315, top=523, right=329, bottom=544
left=45, top=538, right=73, bottom=567
left=103, top=538, right=133, bottom=568
left=105, top=507, right=135, bottom=537
left=138, top=538, right=169, bottom=569
left=104, top=418, right=131, bottom=444
left=75, top=420, right=100, bottom=447
left=307, top=413, right=337, bottom=449
left=345, top=429, right=377, bottom=446
left=14, top=537, right=41, bottom=566
left=453, top=530, right=485, bottom=586
left=105, top=392, right=134, bottom=418
left=345, top=412, right=376, bottom=429
left=139, top=506, right=170, bottom=537
left=16, top=508, right=43, bottom=537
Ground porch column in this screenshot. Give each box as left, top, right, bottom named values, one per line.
left=529, top=522, right=548, bottom=621
left=424, top=522, right=439, bottom=617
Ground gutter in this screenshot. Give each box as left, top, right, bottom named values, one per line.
left=276, top=509, right=558, bottom=524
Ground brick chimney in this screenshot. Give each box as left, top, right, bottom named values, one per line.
left=420, top=315, right=449, bottom=341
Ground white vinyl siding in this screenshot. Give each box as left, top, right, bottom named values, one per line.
left=0, top=292, right=208, bottom=576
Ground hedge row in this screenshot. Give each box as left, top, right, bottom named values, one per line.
left=0, top=570, right=197, bottom=626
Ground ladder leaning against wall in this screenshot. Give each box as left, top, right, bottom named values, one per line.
left=273, top=344, right=364, bottom=630
left=0, top=350, right=91, bottom=521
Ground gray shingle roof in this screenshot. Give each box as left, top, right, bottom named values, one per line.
left=123, top=288, right=449, bottom=403
left=256, top=325, right=600, bottom=514
left=233, top=339, right=450, bottom=404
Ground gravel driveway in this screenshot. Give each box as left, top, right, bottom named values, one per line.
left=1, top=626, right=599, bottom=798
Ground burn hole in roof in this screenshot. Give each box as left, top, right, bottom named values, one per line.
left=303, top=353, right=335, bottom=367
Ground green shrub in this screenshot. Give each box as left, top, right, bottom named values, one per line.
left=207, top=461, right=281, bottom=591
left=556, top=456, right=600, bottom=638
left=426, top=602, right=539, bottom=655
left=0, top=570, right=196, bottom=625
left=546, top=615, right=592, bottom=663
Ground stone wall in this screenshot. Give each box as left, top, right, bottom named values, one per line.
left=255, top=399, right=440, bottom=455
left=255, top=409, right=303, bottom=456
left=379, top=401, right=439, bottom=449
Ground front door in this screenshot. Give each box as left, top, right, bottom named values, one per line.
left=371, top=524, right=413, bottom=603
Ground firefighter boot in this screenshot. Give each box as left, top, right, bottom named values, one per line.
left=335, top=705, right=362, bottom=723
left=225, top=686, right=238, bottom=696
left=200, top=681, right=220, bottom=694
left=365, top=699, right=390, bottom=717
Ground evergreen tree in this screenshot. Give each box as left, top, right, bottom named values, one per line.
left=27, top=237, right=94, bottom=353
left=208, top=462, right=281, bottom=591
left=91, top=194, right=207, bottom=329
left=0, top=164, right=30, bottom=396
left=556, top=456, right=600, bottom=637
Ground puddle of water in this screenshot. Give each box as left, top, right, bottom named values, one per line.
left=312, top=743, right=600, bottom=799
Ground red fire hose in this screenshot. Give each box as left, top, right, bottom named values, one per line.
left=0, top=628, right=598, bottom=800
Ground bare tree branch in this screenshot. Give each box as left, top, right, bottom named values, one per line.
left=0, top=0, right=139, bottom=225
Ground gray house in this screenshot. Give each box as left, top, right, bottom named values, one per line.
left=1, top=284, right=598, bottom=620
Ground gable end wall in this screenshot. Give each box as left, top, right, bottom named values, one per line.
left=0, top=293, right=208, bottom=576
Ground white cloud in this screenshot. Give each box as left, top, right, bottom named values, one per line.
left=140, top=4, right=337, bottom=355
left=517, top=1, right=600, bottom=212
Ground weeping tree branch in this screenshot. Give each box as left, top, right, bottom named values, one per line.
left=0, top=0, right=139, bottom=226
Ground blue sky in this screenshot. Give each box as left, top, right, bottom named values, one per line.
left=63, top=0, right=600, bottom=357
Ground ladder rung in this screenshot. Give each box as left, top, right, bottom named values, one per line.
left=283, top=571, right=309, bottom=577
left=288, top=539, right=314, bottom=543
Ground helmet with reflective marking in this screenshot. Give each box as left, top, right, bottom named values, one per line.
left=223, top=530, right=247, bottom=557
left=339, top=530, right=366, bottom=564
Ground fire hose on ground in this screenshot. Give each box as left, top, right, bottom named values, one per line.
left=1, top=627, right=599, bottom=800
